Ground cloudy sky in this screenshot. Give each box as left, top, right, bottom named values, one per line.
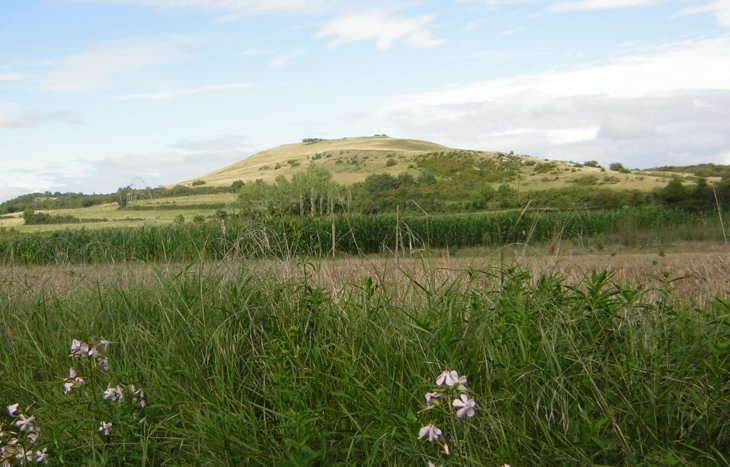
left=2, top=0, right=730, bottom=202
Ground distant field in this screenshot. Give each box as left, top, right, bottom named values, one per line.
left=0, top=193, right=237, bottom=233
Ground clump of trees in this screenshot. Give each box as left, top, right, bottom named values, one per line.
left=22, top=209, right=81, bottom=225
left=238, top=165, right=347, bottom=217
left=658, top=176, right=729, bottom=213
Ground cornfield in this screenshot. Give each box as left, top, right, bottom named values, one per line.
left=0, top=208, right=726, bottom=265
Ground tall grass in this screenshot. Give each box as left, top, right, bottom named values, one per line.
left=1, top=261, right=728, bottom=465
left=0, top=209, right=727, bottom=265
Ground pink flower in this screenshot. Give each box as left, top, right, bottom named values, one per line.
left=418, top=424, right=442, bottom=442
left=452, top=393, right=476, bottom=418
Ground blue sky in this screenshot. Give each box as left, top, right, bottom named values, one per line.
left=2, top=0, right=730, bottom=201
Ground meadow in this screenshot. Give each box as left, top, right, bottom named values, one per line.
left=2, top=244, right=730, bottom=466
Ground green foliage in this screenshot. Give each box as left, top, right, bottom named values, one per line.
left=533, top=162, right=557, bottom=173
left=23, top=208, right=81, bottom=225
left=191, top=180, right=206, bottom=186
left=652, top=162, right=730, bottom=178
left=1, top=265, right=728, bottom=464
left=416, top=150, right=521, bottom=184
left=302, top=138, right=327, bottom=143
left=584, top=160, right=601, bottom=168
left=571, top=175, right=599, bottom=186
left=659, top=176, right=721, bottom=212
left=2, top=208, right=726, bottom=265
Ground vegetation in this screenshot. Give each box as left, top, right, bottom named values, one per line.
left=1, top=208, right=727, bottom=265
left=1, top=260, right=728, bottom=465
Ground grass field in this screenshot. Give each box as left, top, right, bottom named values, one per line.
left=2, top=249, right=729, bottom=466
left=0, top=193, right=238, bottom=233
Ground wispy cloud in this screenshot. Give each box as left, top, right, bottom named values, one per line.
left=170, top=134, right=252, bottom=152
left=40, top=35, right=213, bottom=92
left=268, top=52, right=302, bottom=67
left=0, top=73, right=23, bottom=81
left=548, top=0, right=658, bottom=12
left=120, top=82, right=252, bottom=100
left=239, top=48, right=268, bottom=56
left=674, top=0, right=730, bottom=27
left=315, top=12, right=444, bottom=50
left=499, top=26, right=527, bottom=36
left=0, top=110, right=82, bottom=128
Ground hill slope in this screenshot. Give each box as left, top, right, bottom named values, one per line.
left=178, top=136, right=449, bottom=187
left=177, top=135, right=682, bottom=192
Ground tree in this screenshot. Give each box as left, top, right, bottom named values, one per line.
left=609, top=162, right=625, bottom=172
left=660, top=177, right=689, bottom=206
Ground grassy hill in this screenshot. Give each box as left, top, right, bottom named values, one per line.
left=176, top=135, right=685, bottom=192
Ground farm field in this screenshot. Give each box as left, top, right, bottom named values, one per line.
left=0, top=192, right=238, bottom=233
left=2, top=247, right=729, bottom=465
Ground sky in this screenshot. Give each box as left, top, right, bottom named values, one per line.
left=2, top=0, right=730, bottom=202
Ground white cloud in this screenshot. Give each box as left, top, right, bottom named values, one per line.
left=40, top=35, right=213, bottom=92
left=0, top=110, right=82, bottom=128
left=549, top=0, right=658, bottom=12
left=674, top=0, right=730, bottom=27
left=0, top=180, right=28, bottom=203
left=0, top=73, right=23, bottom=81
left=315, top=12, right=444, bottom=50
left=120, top=82, right=252, bottom=100
left=268, top=52, right=302, bottom=67
left=387, top=36, right=730, bottom=167
left=390, top=35, right=730, bottom=110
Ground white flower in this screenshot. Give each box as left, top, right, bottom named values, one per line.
left=99, top=339, right=109, bottom=351
left=70, top=339, right=89, bottom=357
left=418, top=424, right=442, bottom=442
left=6, top=404, right=19, bottom=417
left=425, top=392, right=441, bottom=407
left=15, top=414, right=35, bottom=432
left=27, top=427, right=40, bottom=443
left=96, top=356, right=109, bottom=371
left=63, top=382, right=74, bottom=394
left=452, top=393, right=476, bottom=418
left=98, top=421, right=112, bottom=436
left=436, top=370, right=456, bottom=387
left=103, top=385, right=124, bottom=402
left=34, top=448, right=48, bottom=464
left=427, top=462, right=442, bottom=467
left=435, top=370, right=465, bottom=388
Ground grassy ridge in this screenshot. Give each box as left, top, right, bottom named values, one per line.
left=0, top=209, right=726, bottom=265
left=1, top=262, right=728, bottom=465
